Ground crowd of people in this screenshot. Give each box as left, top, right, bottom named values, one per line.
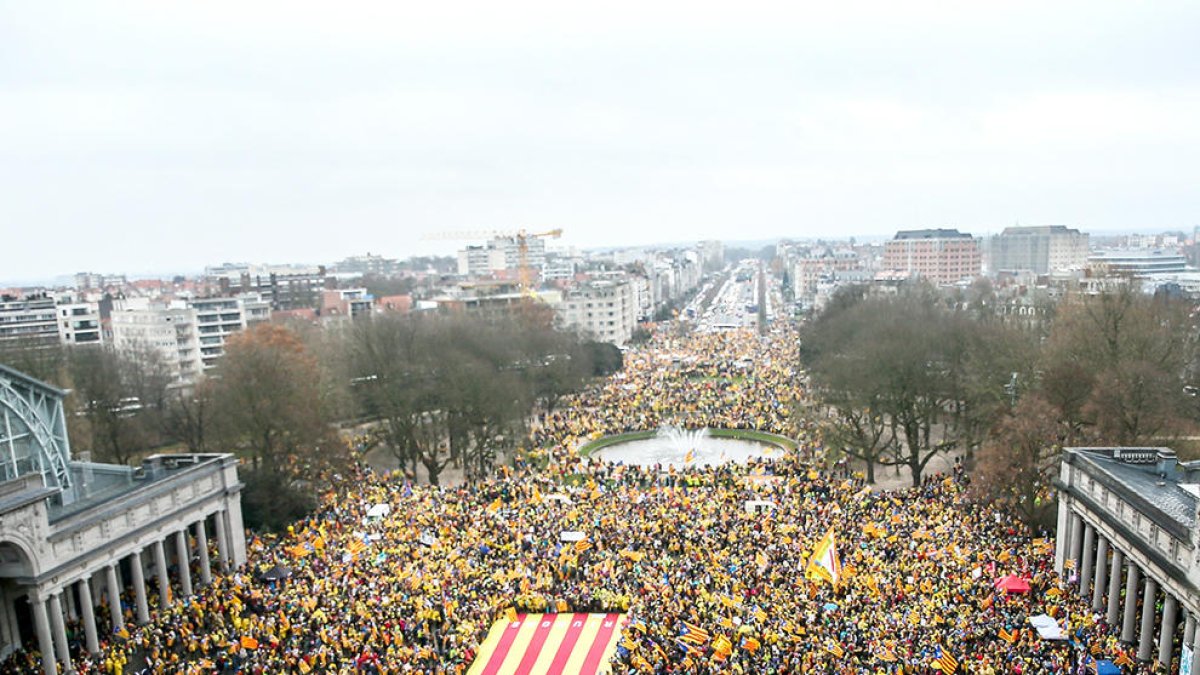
left=4, top=323, right=1174, bottom=673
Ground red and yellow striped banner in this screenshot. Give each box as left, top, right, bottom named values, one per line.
left=468, top=613, right=626, bottom=675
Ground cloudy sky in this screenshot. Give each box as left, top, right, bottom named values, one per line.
left=2, top=0, right=1197, bottom=283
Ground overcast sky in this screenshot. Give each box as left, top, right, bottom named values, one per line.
left=2, top=0, right=1198, bottom=283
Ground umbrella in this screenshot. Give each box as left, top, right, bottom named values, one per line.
left=993, top=574, right=1031, bottom=594
left=260, top=564, right=293, bottom=581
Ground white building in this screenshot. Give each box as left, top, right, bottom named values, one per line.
left=1055, top=447, right=1200, bottom=671
left=191, top=296, right=270, bottom=369
left=456, top=237, right=548, bottom=279
left=0, top=295, right=58, bottom=345
left=0, top=365, right=247, bottom=674
left=557, top=279, right=638, bottom=346
left=110, top=306, right=203, bottom=383
left=54, top=302, right=103, bottom=346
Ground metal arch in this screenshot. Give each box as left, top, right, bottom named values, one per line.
left=0, top=377, right=72, bottom=495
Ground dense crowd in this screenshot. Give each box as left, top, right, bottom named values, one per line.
left=3, top=324, right=1172, bottom=673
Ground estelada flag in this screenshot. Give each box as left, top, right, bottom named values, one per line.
left=805, top=528, right=841, bottom=586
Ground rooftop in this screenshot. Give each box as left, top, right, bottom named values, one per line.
left=893, top=229, right=973, bottom=240
left=1065, top=447, right=1198, bottom=539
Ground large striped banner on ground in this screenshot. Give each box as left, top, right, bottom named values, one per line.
left=467, top=612, right=626, bottom=675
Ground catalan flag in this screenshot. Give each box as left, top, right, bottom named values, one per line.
left=1113, top=651, right=1134, bottom=667
left=805, top=528, right=842, bottom=586
left=933, top=647, right=958, bottom=674
left=680, top=622, right=710, bottom=645
left=575, top=538, right=592, bottom=553
left=998, top=627, right=1017, bottom=644
left=467, top=612, right=625, bottom=675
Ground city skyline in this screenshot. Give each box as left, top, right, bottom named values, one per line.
left=3, top=0, right=1198, bottom=284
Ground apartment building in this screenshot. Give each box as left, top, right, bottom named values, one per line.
left=110, top=306, right=203, bottom=382
left=0, top=295, right=59, bottom=345
left=190, top=295, right=270, bottom=369
left=558, top=279, right=638, bottom=346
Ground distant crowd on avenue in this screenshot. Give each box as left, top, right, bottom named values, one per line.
left=1, top=324, right=1174, bottom=674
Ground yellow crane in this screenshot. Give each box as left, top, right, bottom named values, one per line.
left=423, top=228, right=563, bottom=293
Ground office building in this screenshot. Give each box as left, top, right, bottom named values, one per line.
left=882, top=229, right=981, bottom=285
left=990, top=226, right=1089, bottom=275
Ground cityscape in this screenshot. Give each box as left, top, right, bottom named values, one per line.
left=3, top=2, right=1200, bottom=675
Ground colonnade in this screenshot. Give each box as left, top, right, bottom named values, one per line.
left=1064, top=512, right=1200, bottom=673
left=32, top=511, right=234, bottom=675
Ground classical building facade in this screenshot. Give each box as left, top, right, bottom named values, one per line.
left=1055, top=447, right=1200, bottom=672
left=0, top=364, right=246, bottom=675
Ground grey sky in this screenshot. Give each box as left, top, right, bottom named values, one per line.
left=2, top=0, right=1198, bottom=283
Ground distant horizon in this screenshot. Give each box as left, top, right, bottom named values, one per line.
left=2, top=225, right=1194, bottom=289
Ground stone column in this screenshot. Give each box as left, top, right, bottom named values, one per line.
left=64, top=585, right=78, bottom=622
left=1192, top=613, right=1200, bottom=675
left=195, top=520, right=212, bottom=585
left=1158, top=594, right=1177, bottom=668
left=1122, top=563, right=1140, bottom=643
left=175, top=530, right=193, bottom=597
left=106, top=564, right=124, bottom=632
left=31, top=593, right=55, bottom=675
left=129, top=549, right=150, bottom=624
left=214, top=510, right=230, bottom=573
left=225, top=498, right=248, bottom=567
left=1106, top=549, right=1124, bottom=626
left=1137, top=577, right=1158, bottom=661
left=153, top=539, right=170, bottom=608
left=77, top=577, right=99, bottom=655
left=1068, top=513, right=1084, bottom=574
left=1054, top=499, right=1071, bottom=573
left=1079, top=525, right=1095, bottom=596
left=1091, top=537, right=1108, bottom=612
left=48, top=593, right=72, bottom=674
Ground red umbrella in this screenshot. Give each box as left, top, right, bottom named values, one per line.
left=993, top=574, right=1031, bottom=594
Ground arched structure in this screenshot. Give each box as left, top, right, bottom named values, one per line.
left=0, top=364, right=73, bottom=503
left=0, top=364, right=247, bottom=674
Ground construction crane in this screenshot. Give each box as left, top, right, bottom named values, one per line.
left=423, top=228, right=564, bottom=293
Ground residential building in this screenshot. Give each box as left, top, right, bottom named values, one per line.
left=205, top=263, right=326, bottom=311
left=110, top=306, right=203, bottom=382
left=1055, top=447, right=1200, bottom=671
left=0, top=295, right=58, bottom=345
left=558, top=279, right=638, bottom=346
left=54, top=302, right=103, bottom=346
left=990, top=226, right=1090, bottom=275
left=320, top=288, right=374, bottom=319
left=331, top=253, right=401, bottom=276
left=190, top=295, right=270, bottom=369
left=455, top=236, right=547, bottom=280
left=882, top=229, right=981, bottom=285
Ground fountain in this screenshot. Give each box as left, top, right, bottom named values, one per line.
left=588, top=425, right=780, bottom=467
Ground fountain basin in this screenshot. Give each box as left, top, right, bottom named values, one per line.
left=579, top=428, right=794, bottom=467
